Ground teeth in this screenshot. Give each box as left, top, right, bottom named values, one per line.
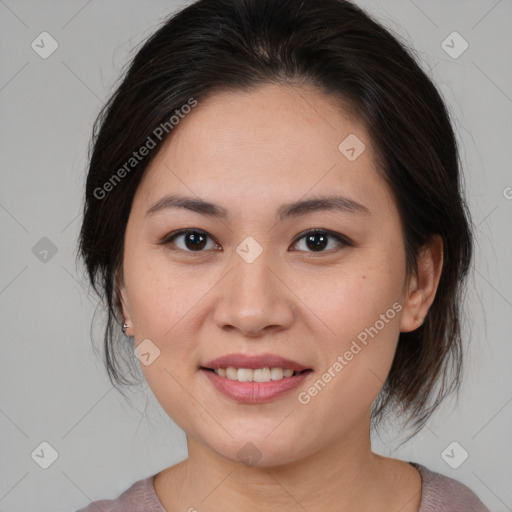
left=226, top=367, right=238, bottom=380
left=238, top=368, right=253, bottom=382
left=213, top=367, right=297, bottom=382
left=254, top=368, right=271, bottom=382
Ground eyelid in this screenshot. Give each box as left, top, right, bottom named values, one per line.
left=290, top=228, right=351, bottom=255
left=158, top=228, right=220, bottom=252
left=159, top=228, right=351, bottom=254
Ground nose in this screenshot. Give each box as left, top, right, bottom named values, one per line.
left=213, top=251, right=295, bottom=337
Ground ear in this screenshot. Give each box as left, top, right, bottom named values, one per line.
left=115, top=267, right=133, bottom=337
left=400, top=234, right=444, bottom=333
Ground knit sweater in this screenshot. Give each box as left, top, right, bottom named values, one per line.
left=75, top=461, right=491, bottom=511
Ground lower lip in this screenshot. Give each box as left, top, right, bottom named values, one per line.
left=200, top=368, right=313, bottom=403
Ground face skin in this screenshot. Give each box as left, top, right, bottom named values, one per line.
left=118, top=83, right=443, bottom=512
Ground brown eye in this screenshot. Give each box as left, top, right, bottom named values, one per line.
left=159, top=228, right=350, bottom=255
left=161, top=229, right=218, bottom=252
left=291, top=230, right=349, bottom=254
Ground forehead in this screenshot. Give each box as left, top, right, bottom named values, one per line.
left=136, top=83, right=393, bottom=217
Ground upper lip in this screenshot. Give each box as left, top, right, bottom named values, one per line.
left=201, top=353, right=311, bottom=372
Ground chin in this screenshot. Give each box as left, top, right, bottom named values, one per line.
left=206, top=435, right=308, bottom=469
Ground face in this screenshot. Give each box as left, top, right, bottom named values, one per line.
left=118, top=83, right=426, bottom=467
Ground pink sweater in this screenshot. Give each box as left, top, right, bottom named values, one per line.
left=75, top=462, right=491, bottom=511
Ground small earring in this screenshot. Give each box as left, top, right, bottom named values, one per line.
left=122, top=322, right=129, bottom=335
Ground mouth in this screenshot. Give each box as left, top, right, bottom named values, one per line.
left=199, top=366, right=312, bottom=382
left=199, top=366, right=313, bottom=403
left=198, top=353, right=314, bottom=403
left=199, top=352, right=313, bottom=383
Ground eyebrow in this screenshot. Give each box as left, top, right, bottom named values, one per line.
left=145, top=193, right=371, bottom=220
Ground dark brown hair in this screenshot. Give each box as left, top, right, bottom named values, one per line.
left=77, top=0, right=474, bottom=439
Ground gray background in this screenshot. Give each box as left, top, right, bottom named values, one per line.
left=0, top=1, right=511, bottom=510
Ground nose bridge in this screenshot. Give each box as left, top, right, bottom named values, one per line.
left=214, top=243, right=293, bottom=335
left=233, top=248, right=272, bottom=301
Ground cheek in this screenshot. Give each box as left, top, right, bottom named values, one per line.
left=141, top=362, right=208, bottom=438
left=123, top=250, right=203, bottom=335
left=304, top=259, right=403, bottom=345
left=302, top=255, right=404, bottom=405
left=122, top=251, right=205, bottom=384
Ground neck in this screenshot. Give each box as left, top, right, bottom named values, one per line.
left=157, top=415, right=420, bottom=512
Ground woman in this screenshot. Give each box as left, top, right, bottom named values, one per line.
left=76, top=0, right=490, bottom=510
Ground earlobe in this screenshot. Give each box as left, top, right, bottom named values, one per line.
left=115, top=271, right=133, bottom=336
left=399, top=235, right=444, bottom=333
left=119, top=288, right=131, bottom=322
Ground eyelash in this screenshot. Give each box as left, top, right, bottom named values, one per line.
left=158, top=228, right=351, bottom=256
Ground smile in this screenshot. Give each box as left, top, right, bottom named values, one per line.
left=202, top=366, right=305, bottom=382
left=200, top=367, right=313, bottom=403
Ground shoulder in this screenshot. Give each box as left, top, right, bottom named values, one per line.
left=74, top=473, right=165, bottom=512
left=410, top=462, right=491, bottom=512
